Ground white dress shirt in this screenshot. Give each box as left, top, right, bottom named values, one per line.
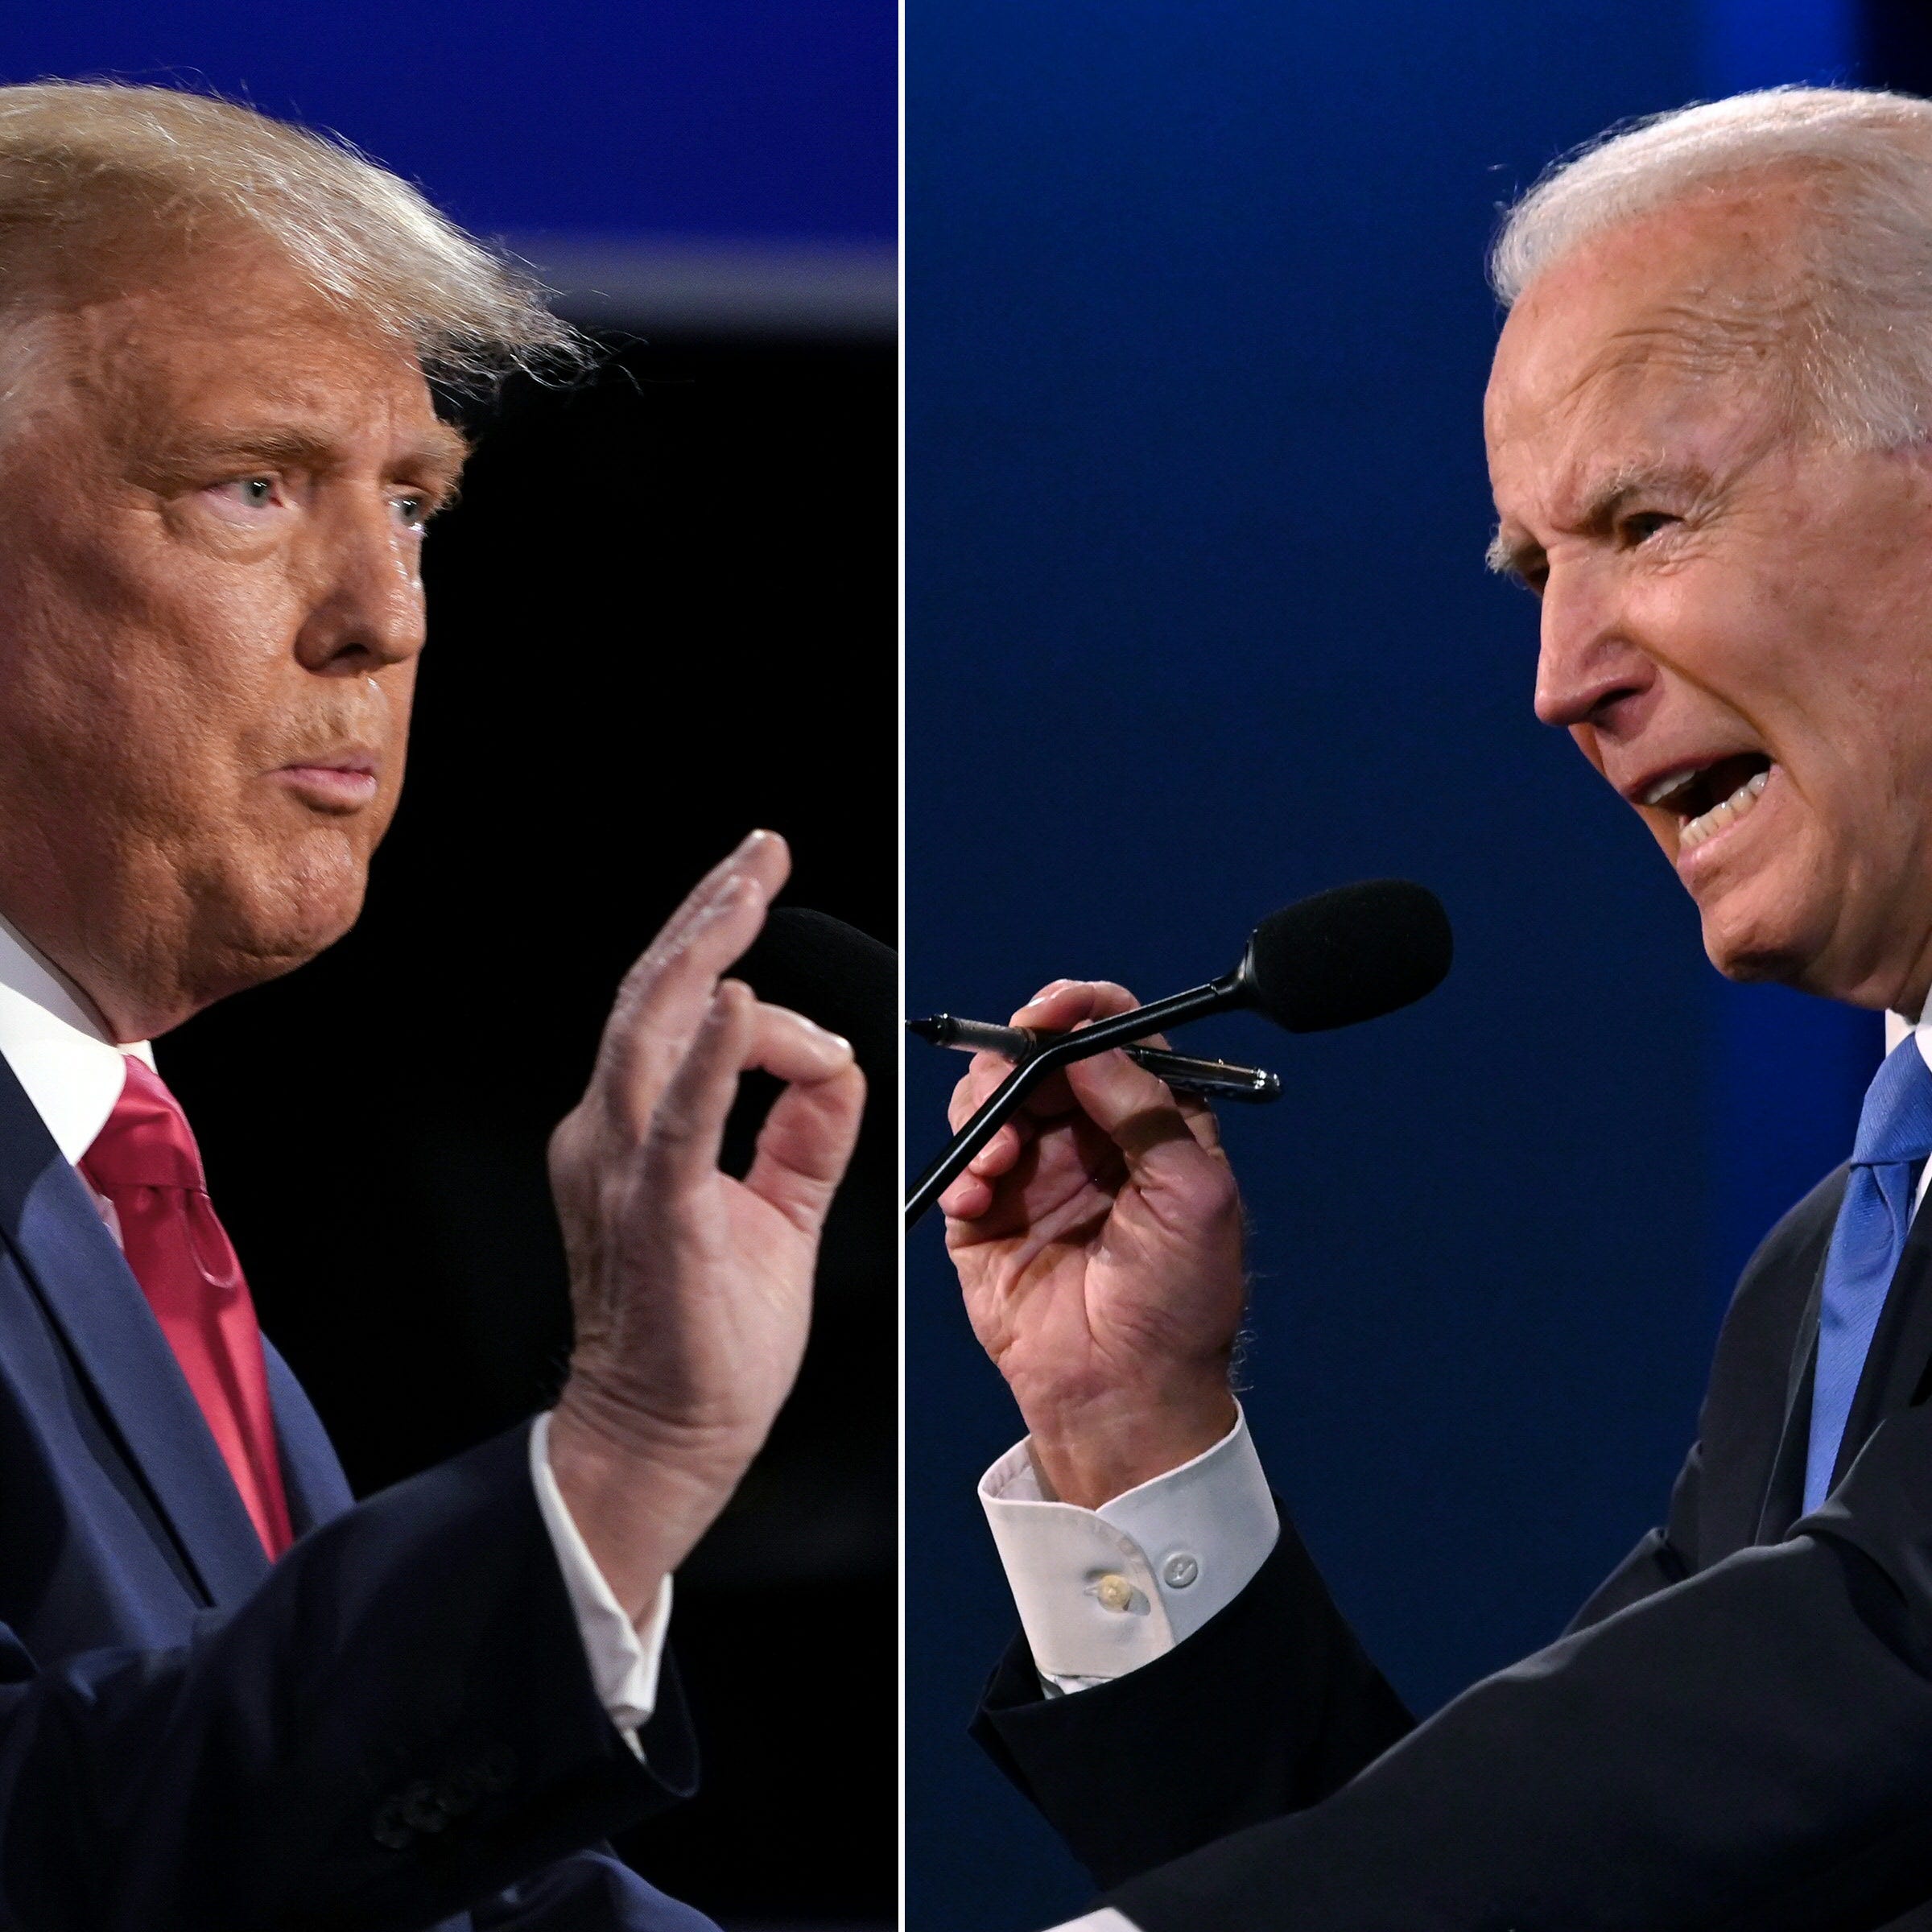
left=980, top=1410, right=1277, bottom=1693
left=981, top=1414, right=1276, bottom=1932
left=1005, top=1010, right=1932, bottom=1932
left=0, top=914, right=667, bottom=1752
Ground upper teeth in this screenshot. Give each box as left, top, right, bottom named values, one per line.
left=1642, top=767, right=1703, bottom=808
left=1678, top=766, right=1770, bottom=852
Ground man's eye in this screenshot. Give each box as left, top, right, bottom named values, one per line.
left=1620, top=510, right=1678, bottom=546
left=218, top=477, right=279, bottom=510
left=393, top=493, right=430, bottom=529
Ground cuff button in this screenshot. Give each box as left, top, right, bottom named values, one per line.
left=1162, top=1553, right=1200, bottom=1589
left=1093, top=1572, right=1134, bottom=1612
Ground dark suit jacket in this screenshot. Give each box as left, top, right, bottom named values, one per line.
left=977, top=1165, right=1932, bottom=1931
left=0, top=1047, right=713, bottom=1931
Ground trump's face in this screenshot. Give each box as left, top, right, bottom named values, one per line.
left=1486, top=180, right=1932, bottom=1017
left=0, top=237, right=467, bottom=1039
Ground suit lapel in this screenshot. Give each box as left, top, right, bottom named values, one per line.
left=1831, top=1175, right=1932, bottom=1477
left=1748, top=1222, right=1832, bottom=1548
left=0, top=1050, right=270, bottom=1605
left=1754, top=1319, right=1816, bottom=1546
left=1675, top=1165, right=1842, bottom=1557
left=1752, top=1174, right=1932, bottom=1544
left=262, top=1338, right=354, bottom=1533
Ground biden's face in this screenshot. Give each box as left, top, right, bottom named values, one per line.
left=0, top=237, right=468, bottom=1038
left=1485, top=184, right=1932, bottom=1018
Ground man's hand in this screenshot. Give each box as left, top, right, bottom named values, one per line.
left=545, top=830, right=866, bottom=1620
left=943, top=980, right=1246, bottom=1509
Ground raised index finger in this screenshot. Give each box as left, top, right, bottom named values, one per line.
left=594, top=829, right=793, bottom=1125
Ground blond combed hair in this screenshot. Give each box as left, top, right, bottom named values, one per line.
left=0, top=80, right=576, bottom=386
left=1491, top=86, right=1932, bottom=449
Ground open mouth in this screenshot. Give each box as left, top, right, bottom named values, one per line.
left=1641, top=752, right=1774, bottom=853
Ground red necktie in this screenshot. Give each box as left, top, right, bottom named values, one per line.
left=79, top=1056, right=294, bottom=1558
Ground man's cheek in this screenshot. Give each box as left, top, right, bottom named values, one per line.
left=1569, top=722, right=1610, bottom=781
left=1637, top=807, right=1680, bottom=865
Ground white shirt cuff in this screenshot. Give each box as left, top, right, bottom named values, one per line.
left=528, top=1411, right=671, bottom=1756
left=979, top=1406, right=1278, bottom=1690
left=1045, top=1914, right=1139, bottom=1932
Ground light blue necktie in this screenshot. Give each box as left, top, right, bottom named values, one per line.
left=1803, top=1036, right=1932, bottom=1515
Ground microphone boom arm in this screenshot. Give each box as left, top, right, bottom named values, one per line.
left=904, top=970, right=1243, bottom=1228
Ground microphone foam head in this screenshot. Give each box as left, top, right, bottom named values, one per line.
left=1242, top=880, right=1451, bottom=1032
left=732, top=906, right=896, bottom=1070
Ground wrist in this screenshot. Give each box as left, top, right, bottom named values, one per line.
left=555, top=1352, right=771, bottom=1484
left=547, top=1387, right=763, bottom=1613
left=1021, top=1380, right=1238, bottom=1509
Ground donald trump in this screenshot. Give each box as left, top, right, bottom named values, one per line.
left=0, top=80, right=865, bottom=1930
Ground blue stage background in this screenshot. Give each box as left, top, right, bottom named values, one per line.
left=0, top=4, right=893, bottom=245
left=906, top=2, right=1882, bottom=1926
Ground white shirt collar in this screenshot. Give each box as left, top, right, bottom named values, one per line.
left=1881, top=1005, right=1932, bottom=1077
left=0, top=915, right=153, bottom=1163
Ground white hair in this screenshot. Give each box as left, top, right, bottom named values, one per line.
left=1491, top=86, right=1932, bottom=448
left=0, top=80, right=576, bottom=386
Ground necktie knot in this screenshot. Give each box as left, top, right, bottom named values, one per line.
left=1851, top=1037, right=1932, bottom=1171
left=80, top=1057, right=205, bottom=1193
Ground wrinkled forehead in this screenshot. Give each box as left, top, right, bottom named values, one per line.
left=8, top=238, right=454, bottom=464
left=1484, top=201, right=1809, bottom=520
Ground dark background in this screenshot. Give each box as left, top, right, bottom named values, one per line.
left=0, top=10, right=896, bottom=1930
left=171, top=332, right=897, bottom=1926
left=906, top=1, right=1926, bottom=1927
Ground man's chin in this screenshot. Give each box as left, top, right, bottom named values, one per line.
left=191, top=858, right=369, bottom=1002
left=1694, top=877, right=1821, bottom=991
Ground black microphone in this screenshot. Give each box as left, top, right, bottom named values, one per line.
left=731, top=906, right=897, bottom=1071
left=904, top=879, right=1452, bottom=1228
left=722, top=906, right=897, bottom=1203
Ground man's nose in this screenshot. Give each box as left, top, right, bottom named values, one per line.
left=291, top=499, right=427, bottom=676
left=1531, top=567, right=1655, bottom=733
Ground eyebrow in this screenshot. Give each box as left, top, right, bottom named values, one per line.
left=1484, top=525, right=1528, bottom=578
left=1485, top=460, right=1711, bottom=580
left=141, top=420, right=473, bottom=489
left=1570, top=460, right=1709, bottom=526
